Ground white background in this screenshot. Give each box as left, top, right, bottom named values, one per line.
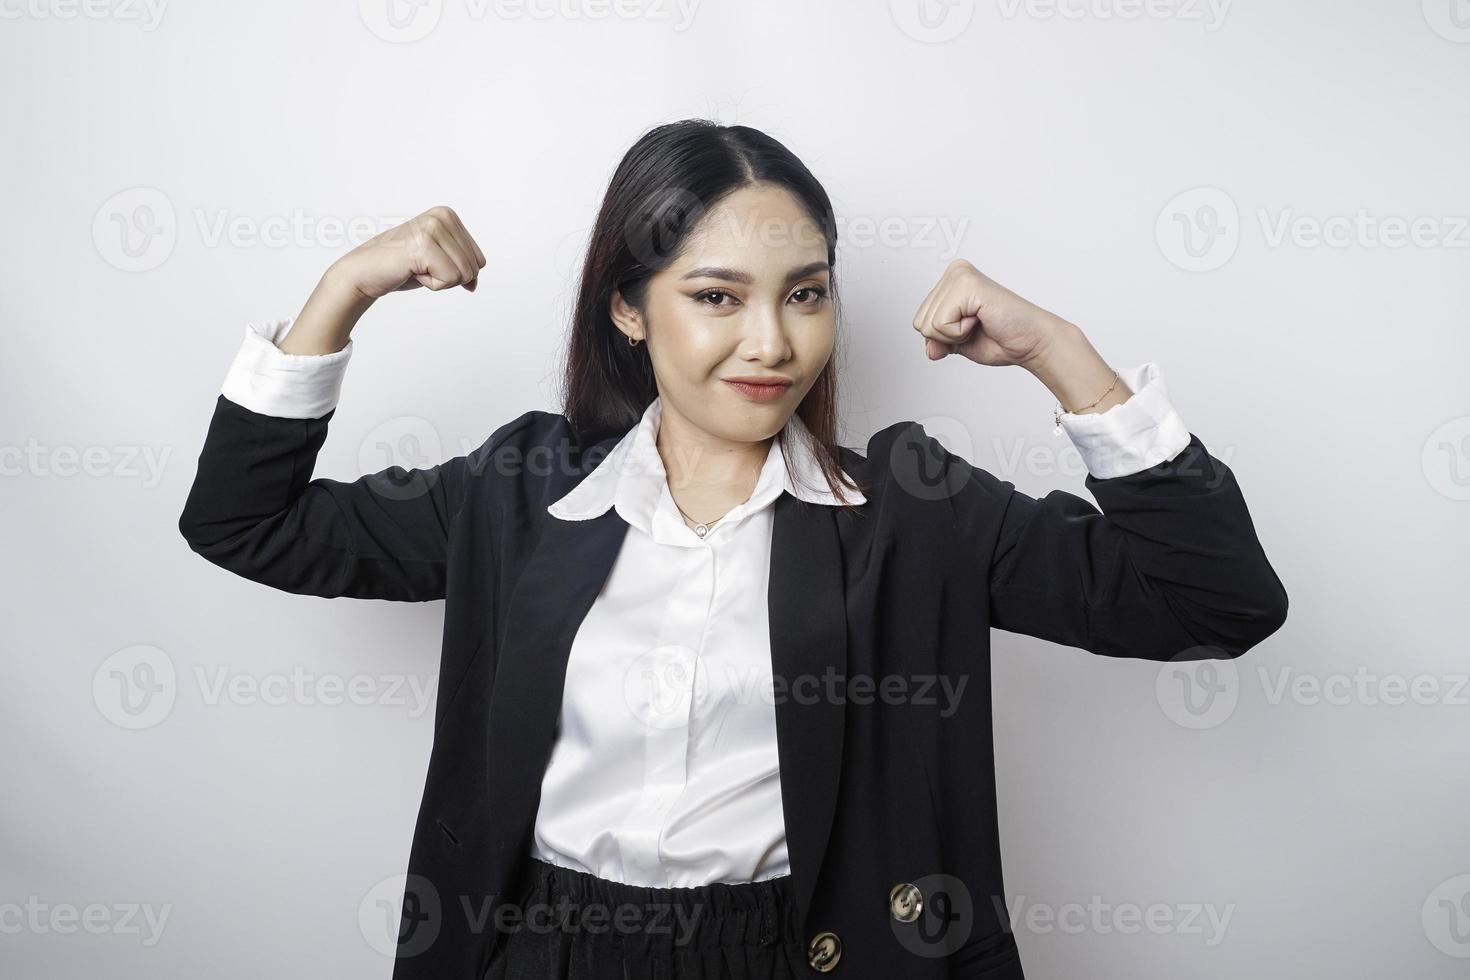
left=3, top=1, right=1468, bottom=977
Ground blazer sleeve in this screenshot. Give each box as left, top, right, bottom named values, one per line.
left=177, top=393, right=526, bottom=602
left=933, top=428, right=1289, bottom=661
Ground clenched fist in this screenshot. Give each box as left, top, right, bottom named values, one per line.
left=911, top=259, right=1073, bottom=368
left=276, top=205, right=488, bottom=356
left=334, top=205, right=488, bottom=299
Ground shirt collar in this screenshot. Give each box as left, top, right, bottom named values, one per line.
left=548, top=395, right=865, bottom=542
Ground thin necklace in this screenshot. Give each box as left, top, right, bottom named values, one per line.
left=671, top=497, right=729, bottom=539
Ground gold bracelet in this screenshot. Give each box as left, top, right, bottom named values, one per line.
left=1052, top=371, right=1119, bottom=435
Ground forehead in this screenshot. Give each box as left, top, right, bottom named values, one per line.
left=672, top=184, right=829, bottom=271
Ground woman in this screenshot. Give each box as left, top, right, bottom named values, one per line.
left=178, top=120, right=1288, bottom=980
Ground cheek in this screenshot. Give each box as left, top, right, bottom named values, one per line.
left=648, top=318, right=723, bottom=377
left=662, top=325, right=723, bottom=365
left=795, top=320, right=837, bottom=365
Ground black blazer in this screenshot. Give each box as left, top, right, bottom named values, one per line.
left=178, top=393, right=1288, bottom=980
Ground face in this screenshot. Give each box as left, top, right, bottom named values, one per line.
left=611, top=182, right=835, bottom=448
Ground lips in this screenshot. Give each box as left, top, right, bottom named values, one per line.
left=723, top=378, right=792, bottom=402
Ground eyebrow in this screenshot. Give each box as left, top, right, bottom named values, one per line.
left=678, top=261, right=830, bottom=286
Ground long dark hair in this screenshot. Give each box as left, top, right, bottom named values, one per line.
left=557, top=118, right=866, bottom=508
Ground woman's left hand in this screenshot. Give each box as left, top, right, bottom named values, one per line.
left=911, top=259, right=1074, bottom=367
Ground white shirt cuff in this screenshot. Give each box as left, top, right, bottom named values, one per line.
left=218, top=316, right=353, bottom=419
left=1056, top=362, right=1191, bottom=479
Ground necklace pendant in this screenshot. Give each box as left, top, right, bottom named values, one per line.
left=693, top=523, right=709, bottom=538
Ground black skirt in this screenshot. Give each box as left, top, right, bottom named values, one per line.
left=482, top=857, right=808, bottom=980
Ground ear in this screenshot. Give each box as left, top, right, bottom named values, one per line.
left=609, top=288, right=643, bottom=344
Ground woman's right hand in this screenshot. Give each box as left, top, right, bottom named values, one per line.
left=277, top=206, right=487, bottom=355
left=335, top=205, right=488, bottom=299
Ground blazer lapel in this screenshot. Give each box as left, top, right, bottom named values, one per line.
left=768, top=492, right=849, bottom=934
left=480, top=508, right=630, bottom=876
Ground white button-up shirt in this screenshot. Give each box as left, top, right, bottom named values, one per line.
left=216, top=316, right=1192, bottom=887
left=533, top=393, right=864, bottom=886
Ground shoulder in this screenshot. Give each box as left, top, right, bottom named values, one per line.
left=469, top=409, right=625, bottom=457
left=463, top=409, right=628, bottom=500
left=842, top=419, right=1012, bottom=514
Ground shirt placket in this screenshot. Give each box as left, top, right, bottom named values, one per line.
left=616, top=528, right=720, bottom=882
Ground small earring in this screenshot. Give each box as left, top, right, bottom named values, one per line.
left=628, top=335, right=641, bottom=347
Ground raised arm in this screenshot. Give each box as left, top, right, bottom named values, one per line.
left=178, top=206, right=491, bottom=602
left=911, top=260, right=1288, bottom=660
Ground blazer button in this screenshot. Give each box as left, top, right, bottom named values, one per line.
left=889, top=882, right=923, bottom=923
left=806, top=931, right=842, bottom=972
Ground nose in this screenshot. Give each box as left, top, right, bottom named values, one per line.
left=739, top=304, right=792, bottom=365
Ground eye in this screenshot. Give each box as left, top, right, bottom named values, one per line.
left=695, top=288, right=737, bottom=307
left=791, top=284, right=829, bottom=306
